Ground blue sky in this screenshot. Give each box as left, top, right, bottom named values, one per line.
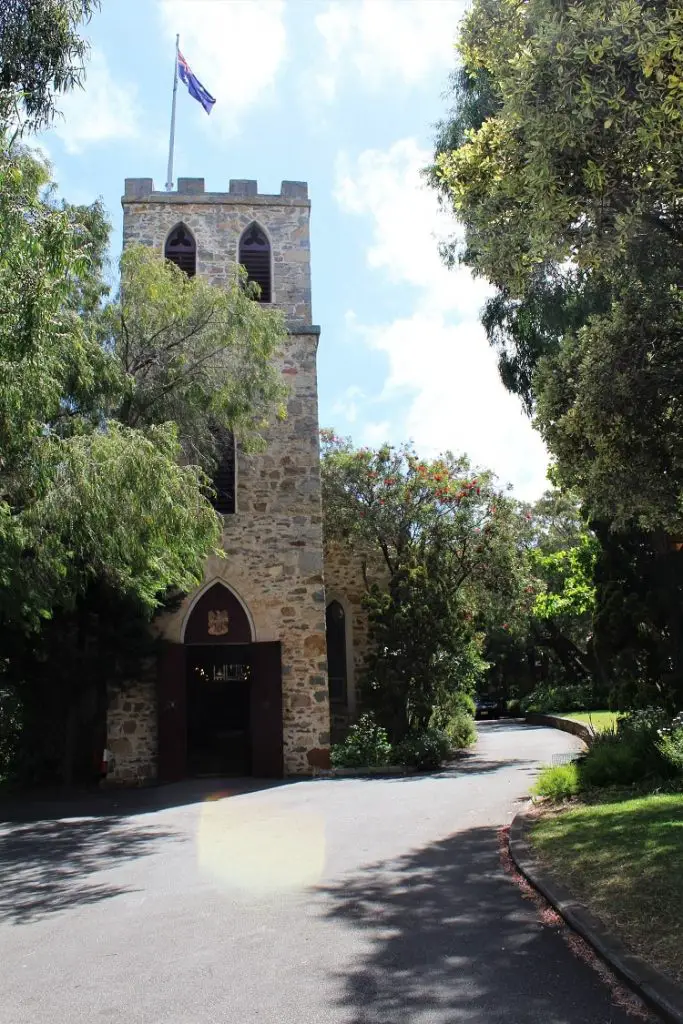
left=39, top=0, right=549, bottom=499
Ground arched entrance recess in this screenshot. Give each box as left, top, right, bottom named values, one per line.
left=157, top=582, right=283, bottom=781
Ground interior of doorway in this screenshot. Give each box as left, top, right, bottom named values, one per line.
left=186, top=644, right=252, bottom=776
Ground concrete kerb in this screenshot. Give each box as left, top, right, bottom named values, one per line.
left=524, top=712, right=593, bottom=745
left=509, top=807, right=683, bottom=1024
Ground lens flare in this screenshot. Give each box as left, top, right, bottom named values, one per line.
left=197, top=795, right=325, bottom=893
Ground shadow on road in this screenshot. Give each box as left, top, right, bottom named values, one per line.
left=0, top=815, right=180, bottom=925
left=448, top=754, right=540, bottom=776
left=0, top=776, right=304, bottom=924
left=373, top=757, right=542, bottom=783
left=0, top=775, right=296, bottom=824
left=317, top=824, right=649, bottom=1024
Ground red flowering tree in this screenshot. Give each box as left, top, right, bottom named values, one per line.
left=321, top=431, right=533, bottom=738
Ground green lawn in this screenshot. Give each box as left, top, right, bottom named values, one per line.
left=531, top=793, right=683, bottom=984
left=557, top=710, right=618, bottom=731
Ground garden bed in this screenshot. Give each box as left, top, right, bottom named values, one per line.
left=530, top=793, right=683, bottom=986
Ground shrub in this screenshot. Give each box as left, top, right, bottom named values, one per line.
left=658, top=732, right=683, bottom=774
left=658, top=713, right=683, bottom=775
left=330, top=713, right=393, bottom=768
left=531, top=709, right=683, bottom=799
left=617, top=706, right=670, bottom=738
left=393, top=728, right=451, bottom=771
left=450, top=691, right=477, bottom=718
left=506, top=698, right=522, bottom=717
left=430, top=694, right=476, bottom=751
left=579, top=729, right=676, bottom=788
left=533, top=762, right=580, bottom=801
left=442, top=711, right=476, bottom=750
left=431, top=690, right=476, bottom=725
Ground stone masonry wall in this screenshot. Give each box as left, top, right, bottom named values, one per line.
left=107, top=177, right=329, bottom=780
left=106, top=668, right=158, bottom=785
left=157, top=329, right=329, bottom=774
left=323, top=541, right=387, bottom=740
left=122, top=178, right=312, bottom=323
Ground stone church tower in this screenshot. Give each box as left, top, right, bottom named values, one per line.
left=105, top=176, right=331, bottom=782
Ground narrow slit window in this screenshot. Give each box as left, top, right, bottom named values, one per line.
left=326, top=601, right=348, bottom=705
left=165, top=223, right=196, bottom=277
left=212, top=430, right=236, bottom=515
left=239, top=223, right=271, bottom=303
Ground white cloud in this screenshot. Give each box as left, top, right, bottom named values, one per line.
left=314, top=0, right=465, bottom=100
left=52, top=49, right=140, bottom=154
left=158, top=0, right=287, bottom=138
left=336, top=139, right=489, bottom=317
left=358, top=313, right=549, bottom=497
left=359, top=420, right=392, bottom=448
left=332, top=384, right=366, bottom=424
left=314, top=72, right=337, bottom=105
left=335, top=139, right=549, bottom=500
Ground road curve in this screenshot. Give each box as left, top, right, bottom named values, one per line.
left=0, top=722, right=654, bottom=1023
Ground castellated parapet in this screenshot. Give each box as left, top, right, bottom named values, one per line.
left=107, top=177, right=330, bottom=781
left=122, top=178, right=312, bottom=323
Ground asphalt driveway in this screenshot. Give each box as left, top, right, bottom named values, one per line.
left=0, top=721, right=656, bottom=1023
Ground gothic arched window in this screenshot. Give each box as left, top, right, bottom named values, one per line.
left=165, top=223, right=196, bottom=277
left=239, top=222, right=271, bottom=303
left=211, top=429, right=236, bottom=515
left=326, top=601, right=347, bottom=705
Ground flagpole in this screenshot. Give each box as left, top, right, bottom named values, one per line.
left=165, top=34, right=179, bottom=192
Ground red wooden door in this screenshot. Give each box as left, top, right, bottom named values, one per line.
left=250, top=642, right=284, bottom=778
left=157, top=641, right=187, bottom=782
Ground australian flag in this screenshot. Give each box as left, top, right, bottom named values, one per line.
left=177, top=51, right=215, bottom=114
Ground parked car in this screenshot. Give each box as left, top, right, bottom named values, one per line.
left=475, top=695, right=502, bottom=719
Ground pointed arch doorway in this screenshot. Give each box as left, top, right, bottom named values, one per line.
left=157, top=582, right=283, bottom=781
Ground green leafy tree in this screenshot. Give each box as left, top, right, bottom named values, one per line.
left=0, top=152, right=289, bottom=780
left=430, top=0, right=683, bottom=532
left=106, top=245, right=286, bottom=469
left=0, top=17, right=288, bottom=778
left=430, top=0, right=683, bottom=712
left=321, top=431, right=532, bottom=738
left=0, top=0, right=99, bottom=133
left=534, top=269, right=683, bottom=532
left=591, top=525, right=683, bottom=713
left=0, top=149, right=217, bottom=628
left=482, top=488, right=601, bottom=702
left=0, top=0, right=290, bottom=783
left=530, top=520, right=599, bottom=684
left=0, top=142, right=287, bottom=625
left=433, top=0, right=683, bottom=291
left=0, top=154, right=213, bottom=781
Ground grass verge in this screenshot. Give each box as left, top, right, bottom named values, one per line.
left=530, top=793, right=683, bottom=985
left=557, top=710, right=618, bottom=731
